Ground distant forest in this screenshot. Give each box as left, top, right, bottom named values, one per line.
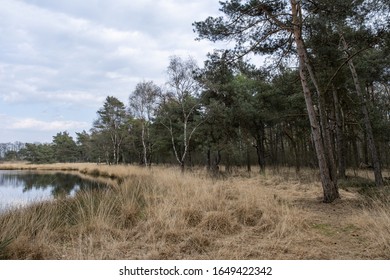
left=1, top=1, right=390, bottom=201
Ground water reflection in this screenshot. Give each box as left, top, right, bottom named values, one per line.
left=0, top=170, right=108, bottom=211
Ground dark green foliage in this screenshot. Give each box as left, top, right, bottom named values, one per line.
left=21, top=143, right=55, bottom=164
left=76, top=130, right=93, bottom=162
left=52, top=131, right=78, bottom=163
left=92, top=96, right=129, bottom=164
left=193, top=0, right=293, bottom=58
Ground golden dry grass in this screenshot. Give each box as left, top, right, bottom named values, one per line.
left=0, top=162, right=390, bottom=259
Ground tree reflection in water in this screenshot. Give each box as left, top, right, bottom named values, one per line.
left=0, top=170, right=107, bottom=204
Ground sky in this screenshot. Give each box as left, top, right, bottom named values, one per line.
left=0, top=0, right=226, bottom=143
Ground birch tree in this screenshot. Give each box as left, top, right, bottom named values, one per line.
left=129, top=81, right=161, bottom=167
left=159, top=56, right=204, bottom=172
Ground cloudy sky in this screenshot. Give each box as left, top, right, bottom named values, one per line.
left=0, top=0, right=225, bottom=143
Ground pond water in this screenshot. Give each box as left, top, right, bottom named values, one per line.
left=0, top=170, right=108, bottom=212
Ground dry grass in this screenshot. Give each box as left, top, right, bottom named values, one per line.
left=1, top=162, right=390, bottom=259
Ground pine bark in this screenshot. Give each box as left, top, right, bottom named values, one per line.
left=340, top=34, right=383, bottom=187
left=291, top=0, right=339, bottom=202
left=254, top=127, right=266, bottom=174
left=332, top=86, right=347, bottom=179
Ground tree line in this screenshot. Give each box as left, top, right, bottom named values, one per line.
left=1, top=0, right=389, bottom=202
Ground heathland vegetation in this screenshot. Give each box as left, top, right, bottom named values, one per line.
left=1, top=0, right=390, bottom=259
left=0, top=163, right=390, bottom=259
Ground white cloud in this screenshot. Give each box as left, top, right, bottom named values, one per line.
left=9, top=118, right=89, bottom=132
left=0, top=113, right=88, bottom=132
left=2, top=92, right=25, bottom=103
left=44, top=91, right=106, bottom=106
left=0, top=113, right=91, bottom=142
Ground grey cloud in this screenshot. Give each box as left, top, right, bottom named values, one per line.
left=0, top=0, right=222, bottom=142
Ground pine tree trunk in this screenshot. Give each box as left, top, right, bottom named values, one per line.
left=207, top=147, right=211, bottom=171
left=294, top=140, right=301, bottom=174
left=255, top=129, right=266, bottom=175
left=351, top=130, right=360, bottom=169
left=304, top=59, right=338, bottom=184
left=284, top=127, right=300, bottom=173
left=332, top=86, right=346, bottom=179
left=246, top=144, right=251, bottom=173
left=340, top=34, right=383, bottom=187
left=291, top=0, right=339, bottom=202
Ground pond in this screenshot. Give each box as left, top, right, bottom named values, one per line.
left=0, top=170, right=109, bottom=212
